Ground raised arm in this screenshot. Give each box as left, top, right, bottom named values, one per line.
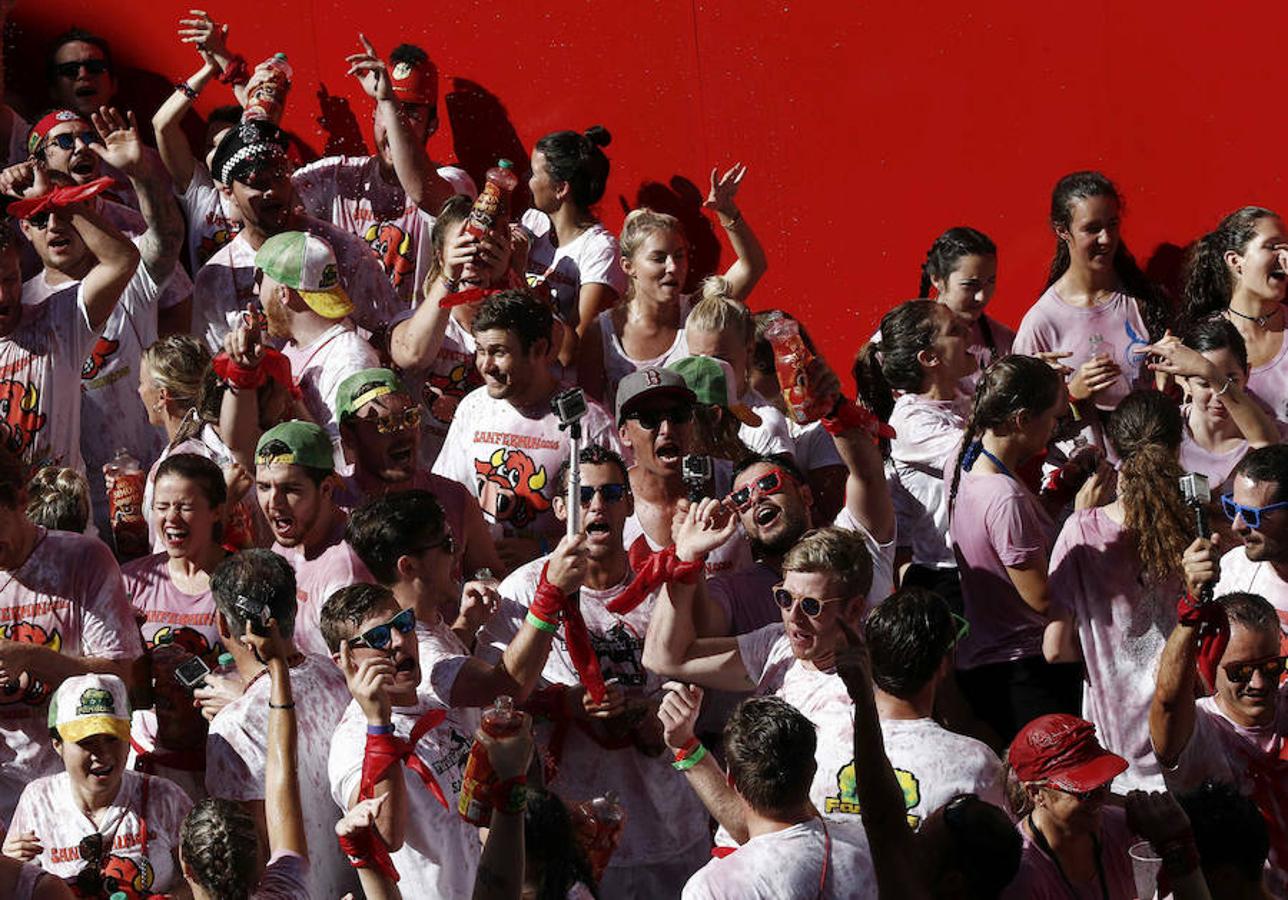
left=340, top=639, right=409, bottom=852
left=91, top=107, right=183, bottom=285
left=658, top=682, right=749, bottom=843
left=218, top=307, right=268, bottom=471
left=472, top=712, right=535, bottom=900
left=705, top=164, right=766, bottom=302
left=347, top=35, right=457, bottom=213
left=68, top=197, right=140, bottom=331
left=816, top=359, right=895, bottom=543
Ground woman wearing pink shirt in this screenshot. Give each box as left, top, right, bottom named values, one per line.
left=920, top=226, right=1014, bottom=389
left=1183, top=206, right=1288, bottom=422
left=947, top=356, right=1110, bottom=742
left=1015, top=171, right=1171, bottom=412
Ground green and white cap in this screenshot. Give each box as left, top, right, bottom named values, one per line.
left=48, top=674, right=131, bottom=743
left=255, top=230, right=354, bottom=319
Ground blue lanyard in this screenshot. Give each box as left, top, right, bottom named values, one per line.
left=962, top=442, right=1014, bottom=480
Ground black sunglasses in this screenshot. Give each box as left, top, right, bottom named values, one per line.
left=55, top=59, right=110, bottom=78
left=349, top=607, right=416, bottom=651
left=75, top=832, right=113, bottom=896
left=26, top=211, right=52, bottom=229
left=45, top=130, right=100, bottom=152
left=579, top=483, right=629, bottom=506
left=1222, top=654, right=1288, bottom=685
left=625, top=405, right=694, bottom=431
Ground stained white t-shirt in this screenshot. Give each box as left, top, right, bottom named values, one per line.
left=520, top=209, right=626, bottom=327
left=788, top=419, right=844, bottom=473
left=280, top=320, right=379, bottom=452
left=8, top=769, right=192, bottom=895
left=0, top=530, right=142, bottom=822
left=1214, top=546, right=1288, bottom=642
left=294, top=154, right=476, bottom=307
left=177, top=164, right=242, bottom=269
left=1178, top=419, right=1249, bottom=500
left=1244, top=318, right=1288, bottom=425
left=887, top=392, right=968, bottom=569
left=738, top=389, right=794, bottom=457
left=388, top=310, right=483, bottom=470
left=122, top=551, right=223, bottom=661
left=205, top=655, right=356, bottom=900
left=273, top=537, right=373, bottom=659
left=431, top=385, right=621, bottom=542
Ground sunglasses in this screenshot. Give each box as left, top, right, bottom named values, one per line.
left=625, top=405, right=694, bottom=431
left=1047, top=782, right=1108, bottom=803
left=75, top=832, right=116, bottom=896
left=772, top=584, right=847, bottom=618
left=349, top=607, right=416, bottom=651
left=1222, top=654, right=1288, bottom=685
left=1221, top=494, right=1288, bottom=529
left=55, top=59, right=110, bottom=78
left=730, top=469, right=793, bottom=512
left=44, top=130, right=99, bottom=152
left=360, top=406, right=421, bottom=434
left=579, top=483, right=629, bottom=506
left=415, top=531, right=455, bottom=557
left=26, top=211, right=52, bottom=230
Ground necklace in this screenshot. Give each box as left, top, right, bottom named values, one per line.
left=1226, top=304, right=1284, bottom=328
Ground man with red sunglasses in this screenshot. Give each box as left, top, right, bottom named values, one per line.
left=1152, top=590, right=1288, bottom=893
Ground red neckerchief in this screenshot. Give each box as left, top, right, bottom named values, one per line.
left=604, top=544, right=703, bottom=617
left=437, top=287, right=502, bottom=309
left=8, top=176, right=116, bottom=219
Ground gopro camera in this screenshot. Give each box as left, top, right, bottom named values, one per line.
left=174, top=656, right=211, bottom=691
left=234, top=593, right=272, bottom=637
left=551, top=387, right=588, bottom=427
left=682, top=454, right=714, bottom=502
left=1179, top=472, right=1211, bottom=506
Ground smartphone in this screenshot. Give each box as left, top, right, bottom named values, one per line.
left=174, top=656, right=211, bottom=691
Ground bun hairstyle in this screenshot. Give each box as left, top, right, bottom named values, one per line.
left=534, top=125, right=613, bottom=209
left=1046, top=171, right=1172, bottom=342
left=1183, top=206, right=1280, bottom=325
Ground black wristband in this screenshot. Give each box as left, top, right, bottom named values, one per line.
left=174, top=82, right=200, bottom=101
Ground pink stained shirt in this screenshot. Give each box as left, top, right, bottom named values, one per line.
left=1245, top=316, right=1288, bottom=424
left=1048, top=508, right=1179, bottom=790
left=273, top=537, right=374, bottom=659
left=947, top=465, right=1055, bottom=669
left=1013, top=286, right=1150, bottom=410
left=122, top=552, right=223, bottom=661
left=1002, top=806, right=1137, bottom=899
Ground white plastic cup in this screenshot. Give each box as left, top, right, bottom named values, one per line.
left=1129, top=840, right=1162, bottom=900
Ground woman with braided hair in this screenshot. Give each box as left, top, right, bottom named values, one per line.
left=947, top=355, right=1113, bottom=743
left=1043, top=390, right=1190, bottom=790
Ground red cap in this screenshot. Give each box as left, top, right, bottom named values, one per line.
left=29, top=109, right=87, bottom=155
left=389, top=55, right=438, bottom=105
left=1008, top=714, right=1127, bottom=793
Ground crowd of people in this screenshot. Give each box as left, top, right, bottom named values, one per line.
left=1, top=6, right=1287, bottom=900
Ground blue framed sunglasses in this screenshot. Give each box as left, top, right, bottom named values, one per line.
left=349, top=607, right=416, bottom=650
left=1221, top=494, right=1288, bottom=529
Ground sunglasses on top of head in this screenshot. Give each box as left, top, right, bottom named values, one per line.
left=348, top=607, right=416, bottom=651
left=730, top=468, right=793, bottom=512
left=55, top=59, right=110, bottom=78
left=1221, top=494, right=1288, bottom=529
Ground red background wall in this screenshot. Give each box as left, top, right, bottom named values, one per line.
left=9, top=2, right=1286, bottom=372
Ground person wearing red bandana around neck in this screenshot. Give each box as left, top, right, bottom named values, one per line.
left=201, top=550, right=355, bottom=900
left=1002, top=714, right=1137, bottom=899
left=1152, top=588, right=1288, bottom=895
left=323, top=582, right=483, bottom=900
left=475, top=443, right=716, bottom=898
left=191, top=119, right=399, bottom=353
left=3, top=674, right=193, bottom=899
left=293, top=35, right=475, bottom=309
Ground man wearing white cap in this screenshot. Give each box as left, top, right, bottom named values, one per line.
left=255, top=230, right=379, bottom=454
left=5, top=674, right=193, bottom=896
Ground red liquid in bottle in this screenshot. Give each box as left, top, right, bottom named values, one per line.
left=465, top=160, right=519, bottom=239
left=458, top=695, right=522, bottom=825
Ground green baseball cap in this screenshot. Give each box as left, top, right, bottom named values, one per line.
left=667, top=356, right=762, bottom=426
left=255, top=420, right=335, bottom=471
left=255, top=231, right=354, bottom=319
left=335, top=368, right=410, bottom=421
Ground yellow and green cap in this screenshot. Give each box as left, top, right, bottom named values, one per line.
left=255, top=230, right=354, bottom=319
left=255, top=420, right=335, bottom=471
left=48, top=674, right=131, bottom=744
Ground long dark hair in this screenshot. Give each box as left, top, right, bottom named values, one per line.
left=919, top=226, right=997, bottom=296
left=525, top=788, right=599, bottom=900
left=854, top=299, right=941, bottom=424
left=1183, top=206, right=1280, bottom=325
left=1046, top=171, right=1171, bottom=340
left=948, top=355, right=1063, bottom=511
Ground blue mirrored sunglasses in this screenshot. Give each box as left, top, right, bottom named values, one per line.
left=350, top=607, right=416, bottom=650
left=1221, top=494, right=1288, bottom=529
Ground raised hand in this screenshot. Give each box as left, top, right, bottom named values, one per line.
left=657, top=681, right=703, bottom=752
left=177, top=9, right=229, bottom=64
left=340, top=639, right=395, bottom=725
left=1068, top=353, right=1122, bottom=401
left=456, top=580, right=502, bottom=633
left=0, top=160, right=49, bottom=199
left=545, top=533, right=589, bottom=595
left=239, top=617, right=288, bottom=665
left=674, top=496, right=738, bottom=562
left=1125, top=789, right=1193, bottom=848
left=345, top=34, right=393, bottom=102
left=703, top=162, right=747, bottom=219
left=224, top=303, right=265, bottom=368
left=478, top=710, right=535, bottom=780
left=1144, top=331, right=1222, bottom=381
left=1182, top=534, right=1221, bottom=599
left=90, top=107, right=146, bottom=178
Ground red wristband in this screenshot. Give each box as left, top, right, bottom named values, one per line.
left=821, top=396, right=896, bottom=440
left=673, top=737, right=701, bottom=762
left=219, top=55, right=249, bottom=86
left=530, top=563, right=565, bottom=625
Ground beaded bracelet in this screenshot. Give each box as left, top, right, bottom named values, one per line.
left=672, top=743, right=708, bottom=771
left=525, top=611, right=559, bottom=634
left=174, top=82, right=200, bottom=101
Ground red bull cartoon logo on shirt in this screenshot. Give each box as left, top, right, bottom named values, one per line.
left=473, top=447, right=552, bottom=530
left=0, top=378, right=47, bottom=457
left=0, top=622, right=61, bottom=706
left=364, top=221, right=414, bottom=290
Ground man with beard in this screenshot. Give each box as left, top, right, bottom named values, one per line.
left=254, top=230, right=379, bottom=452
left=432, top=291, right=620, bottom=569
left=702, top=376, right=896, bottom=635
left=477, top=444, right=718, bottom=897
left=616, top=366, right=753, bottom=576
left=323, top=582, right=482, bottom=898
left=335, top=367, right=504, bottom=579
left=203, top=550, right=354, bottom=900
left=191, top=120, right=398, bottom=352
left=1151, top=590, right=1288, bottom=894
left=254, top=421, right=371, bottom=657
left=295, top=37, right=474, bottom=306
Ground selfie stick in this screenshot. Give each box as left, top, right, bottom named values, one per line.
left=1179, top=472, right=1214, bottom=605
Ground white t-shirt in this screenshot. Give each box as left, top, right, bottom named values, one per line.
left=887, top=392, right=968, bottom=569
left=191, top=216, right=400, bottom=353
left=682, top=819, right=877, bottom=900
left=8, top=770, right=192, bottom=895
left=477, top=557, right=712, bottom=873
left=431, top=385, right=621, bottom=541
left=273, top=536, right=372, bottom=660
left=788, top=419, right=844, bottom=473
left=205, top=655, right=356, bottom=900
left=597, top=297, right=693, bottom=418
left=738, top=389, right=795, bottom=457
left=281, top=320, right=379, bottom=452
left=1245, top=319, right=1288, bottom=425
left=1215, top=546, right=1288, bottom=640
left=294, top=155, right=476, bottom=307
left=1178, top=419, right=1249, bottom=500
left=328, top=689, right=480, bottom=900
left=177, top=164, right=242, bottom=269
left=0, top=284, right=99, bottom=471
left=0, top=530, right=142, bottom=822
left=520, top=209, right=626, bottom=327
left=392, top=312, right=483, bottom=470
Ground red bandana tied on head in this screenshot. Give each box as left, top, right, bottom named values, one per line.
left=390, top=55, right=438, bottom=105
left=28, top=109, right=86, bottom=156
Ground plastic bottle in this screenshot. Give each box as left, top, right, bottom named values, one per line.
left=242, top=53, right=292, bottom=123
left=213, top=652, right=237, bottom=678
left=464, top=160, right=519, bottom=239
left=103, top=448, right=148, bottom=560
left=763, top=317, right=832, bottom=424
left=458, top=695, right=523, bottom=825
left=572, top=792, right=627, bottom=882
